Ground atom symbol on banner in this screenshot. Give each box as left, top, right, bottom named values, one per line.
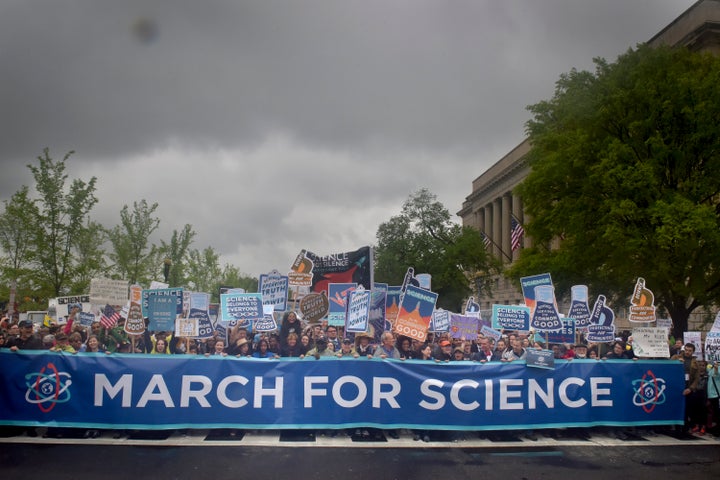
left=24, top=362, right=72, bottom=413
left=631, top=370, right=666, bottom=414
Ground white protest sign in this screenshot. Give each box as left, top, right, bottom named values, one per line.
left=705, top=331, right=720, bottom=362
left=631, top=327, right=670, bottom=358
left=90, top=278, right=129, bottom=306
left=683, top=331, right=703, bottom=359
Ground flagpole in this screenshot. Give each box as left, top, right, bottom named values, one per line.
left=482, top=231, right=512, bottom=261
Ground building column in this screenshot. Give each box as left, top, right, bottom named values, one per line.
left=492, top=199, right=502, bottom=259
left=484, top=204, right=493, bottom=254
left=502, top=193, right=512, bottom=263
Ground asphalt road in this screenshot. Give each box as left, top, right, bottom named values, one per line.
left=1, top=428, right=718, bottom=480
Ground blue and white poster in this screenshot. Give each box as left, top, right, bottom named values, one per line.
left=259, top=270, right=289, bottom=312
left=520, top=273, right=552, bottom=310
left=530, top=285, right=562, bottom=332
left=147, top=295, right=178, bottom=331
left=492, top=304, right=530, bottom=331
left=220, top=293, right=263, bottom=323
left=346, top=287, right=371, bottom=333
left=1, top=351, right=684, bottom=431
left=328, top=283, right=356, bottom=327
left=430, top=309, right=450, bottom=333
left=587, top=295, right=616, bottom=343
left=142, top=288, right=184, bottom=318
left=568, top=285, right=592, bottom=329
left=545, top=318, right=576, bottom=344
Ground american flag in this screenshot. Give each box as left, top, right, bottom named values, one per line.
left=480, top=232, right=492, bottom=250
left=100, top=304, right=120, bottom=329
left=510, top=215, right=525, bottom=251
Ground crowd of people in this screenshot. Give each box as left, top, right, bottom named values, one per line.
left=1, top=309, right=718, bottom=440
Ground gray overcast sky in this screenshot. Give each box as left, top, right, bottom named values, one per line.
left=0, top=0, right=696, bottom=280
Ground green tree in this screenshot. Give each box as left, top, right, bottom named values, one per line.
left=108, top=199, right=160, bottom=284
left=511, top=45, right=720, bottom=339
left=157, top=224, right=196, bottom=287
left=186, top=246, right=222, bottom=293
left=70, top=220, right=108, bottom=293
left=0, top=186, right=40, bottom=312
left=27, top=149, right=99, bottom=297
left=375, top=188, right=499, bottom=311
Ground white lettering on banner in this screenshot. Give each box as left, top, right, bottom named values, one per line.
left=93, top=373, right=614, bottom=412
left=303, top=376, right=401, bottom=409
left=417, top=377, right=614, bottom=412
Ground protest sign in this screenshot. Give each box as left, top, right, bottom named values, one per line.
left=346, top=286, right=371, bottom=333
left=705, top=331, right=720, bottom=362
left=631, top=327, right=670, bottom=358
left=142, top=288, right=183, bottom=318
left=328, top=283, right=356, bottom=326
left=385, top=286, right=402, bottom=327
left=259, top=270, right=289, bottom=312
left=415, top=273, right=431, bottom=290
left=220, top=293, right=263, bottom=323
left=545, top=318, right=576, bottom=345
left=147, top=295, right=178, bottom=331
left=430, top=308, right=450, bottom=333
left=367, top=290, right=386, bottom=343
left=189, top=308, right=214, bottom=339
left=254, top=305, right=279, bottom=332
left=299, top=292, right=329, bottom=324
left=567, top=285, right=591, bottom=329
left=586, top=295, right=616, bottom=343
left=124, top=302, right=145, bottom=335
left=629, top=277, right=656, bottom=323
left=78, top=312, right=95, bottom=327
left=520, top=273, right=552, bottom=310
left=393, top=285, right=438, bottom=342
left=90, top=278, right=129, bottom=306
left=464, top=297, right=481, bottom=319
left=175, top=317, right=199, bottom=338
left=55, top=295, right=91, bottom=322
left=526, top=349, right=555, bottom=370
left=307, top=246, right=373, bottom=293
left=480, top=325, right=502, bottom=343
left=530, top=285, right=562, bottom=332
left=449, top=314, right=479, bottom=340
left=492, top=304, right=530, bottom=331
left=683, top=331, right=703, bottom=359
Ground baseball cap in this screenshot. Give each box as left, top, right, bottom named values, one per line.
left=439, top=340, right=451, bottom=347
left=342, top=338, right=352, bottom=344
left=18, top=320, right=33, bottom=328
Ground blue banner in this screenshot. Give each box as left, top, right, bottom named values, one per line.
left=0, top=350, right=683, bottom=431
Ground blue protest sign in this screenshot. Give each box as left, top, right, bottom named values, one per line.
left=492, top=304, right=531, bottom=331
left=147, top=295, right=178, bottom=331
left=220, top=293, right=263, bottom=323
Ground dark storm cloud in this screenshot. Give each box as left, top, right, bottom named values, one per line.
left=0, top=0, right=696, bottom=277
